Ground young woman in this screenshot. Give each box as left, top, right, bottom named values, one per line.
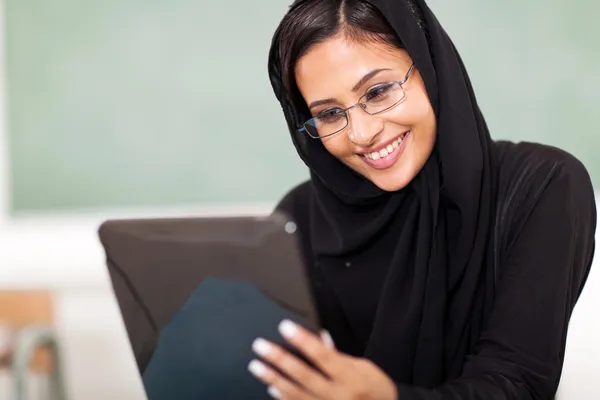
left=247, top=0, right=596, bottom=398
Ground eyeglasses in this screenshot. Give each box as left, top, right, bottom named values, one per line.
left=298, top=63, right=416, bottom=139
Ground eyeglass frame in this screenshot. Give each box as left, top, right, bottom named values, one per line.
left=298, top=63, right=417, bottom=139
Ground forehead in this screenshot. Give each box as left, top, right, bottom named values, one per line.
left=295, top=36, right=411, bottom=100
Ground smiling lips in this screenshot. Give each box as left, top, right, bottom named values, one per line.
left=360, top=130, right=410, bottom=170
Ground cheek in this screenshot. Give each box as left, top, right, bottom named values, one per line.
left=394, top=90, right=433, bottom=126
left=386, top=90, right=437, bottom=145
left=320, top=135, right=352, bottom=159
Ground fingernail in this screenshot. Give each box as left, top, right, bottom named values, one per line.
left=278, top=319, right=298, bottom=338
left=248, top=359, right=266, bottom=377
left=268, top=385, right=282, bottom=399
left=320, top=330, right=335, bottom=349
left=252, top=338, right=272, bottom=356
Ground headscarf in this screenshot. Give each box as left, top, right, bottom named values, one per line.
left=268, top=0, right=497, bottom=386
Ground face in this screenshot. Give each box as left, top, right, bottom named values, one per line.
left=295, top=35, right=436, bottom=192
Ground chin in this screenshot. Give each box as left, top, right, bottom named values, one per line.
left=370, top=174, right=414, bottom=192
left=344, top=158, right=421, bottom=192
left=366, top=157, right=427, bottom=192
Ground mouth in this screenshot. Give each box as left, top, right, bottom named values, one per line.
left=362, top=131, right=409, bottom=160
left=360, top=130, right=410, bottom=170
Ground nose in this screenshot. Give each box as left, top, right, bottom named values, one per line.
left=346, top=106, right=383, bottom=147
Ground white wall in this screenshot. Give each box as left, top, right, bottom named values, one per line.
left=0, top=215, right=154, bottom=400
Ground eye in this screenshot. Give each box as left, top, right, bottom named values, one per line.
left=316, top=108, right=345, bottom=124
left=364, top=83, right=395, bottom=102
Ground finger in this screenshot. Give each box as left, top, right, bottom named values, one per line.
left=247, top=359, right=313, bottom=400
left=278, top=320, right=344, bottom=377
left=252, top=338, right=331, bottom=396
left=319, top=330, right=335, bottom=350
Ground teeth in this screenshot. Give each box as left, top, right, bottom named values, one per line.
left=365, top=133, right=407, bottom=160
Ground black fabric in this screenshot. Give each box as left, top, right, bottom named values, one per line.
left=268, top=0, right=497, bottom=386
left=275, top=142, right=596, bottom=399
left=268, top=0, right=596, bottom=398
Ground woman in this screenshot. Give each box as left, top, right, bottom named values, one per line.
left=247, top=0, right=596, bottom=398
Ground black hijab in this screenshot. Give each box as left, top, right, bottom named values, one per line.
left=268, top=0, right=497, bottom=386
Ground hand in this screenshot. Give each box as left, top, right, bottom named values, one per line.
left=247, top=319, right=398, bottom=399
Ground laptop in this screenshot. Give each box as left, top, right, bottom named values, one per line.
left=97, top=211, right=321, bottom=399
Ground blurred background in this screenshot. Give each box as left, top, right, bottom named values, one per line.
left=0, top=0, right=598, bottom=398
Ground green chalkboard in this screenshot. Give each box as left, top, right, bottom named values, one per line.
left=430, top=0, right=600, bottom=178
left=5, top=0, right=599, bottom=213
left=5, top=0, right=308, bottom=213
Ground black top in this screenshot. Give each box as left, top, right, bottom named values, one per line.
left=268, top=0, right=527, bottom=389
left=274, top=140, right=596, bottom=399
left=267, top=0, right=596, bottom=398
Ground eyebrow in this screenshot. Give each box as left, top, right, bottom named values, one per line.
left=307, top=68, right=391, bottom=110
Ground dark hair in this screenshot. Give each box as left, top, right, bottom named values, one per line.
left=269, top=0, right=425, bottom=127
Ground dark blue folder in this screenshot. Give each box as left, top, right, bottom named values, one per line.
left=142, top=278, right=307, bottom=399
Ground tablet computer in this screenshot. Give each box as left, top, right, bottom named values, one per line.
left=97, top=211, right=321, bottom=399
